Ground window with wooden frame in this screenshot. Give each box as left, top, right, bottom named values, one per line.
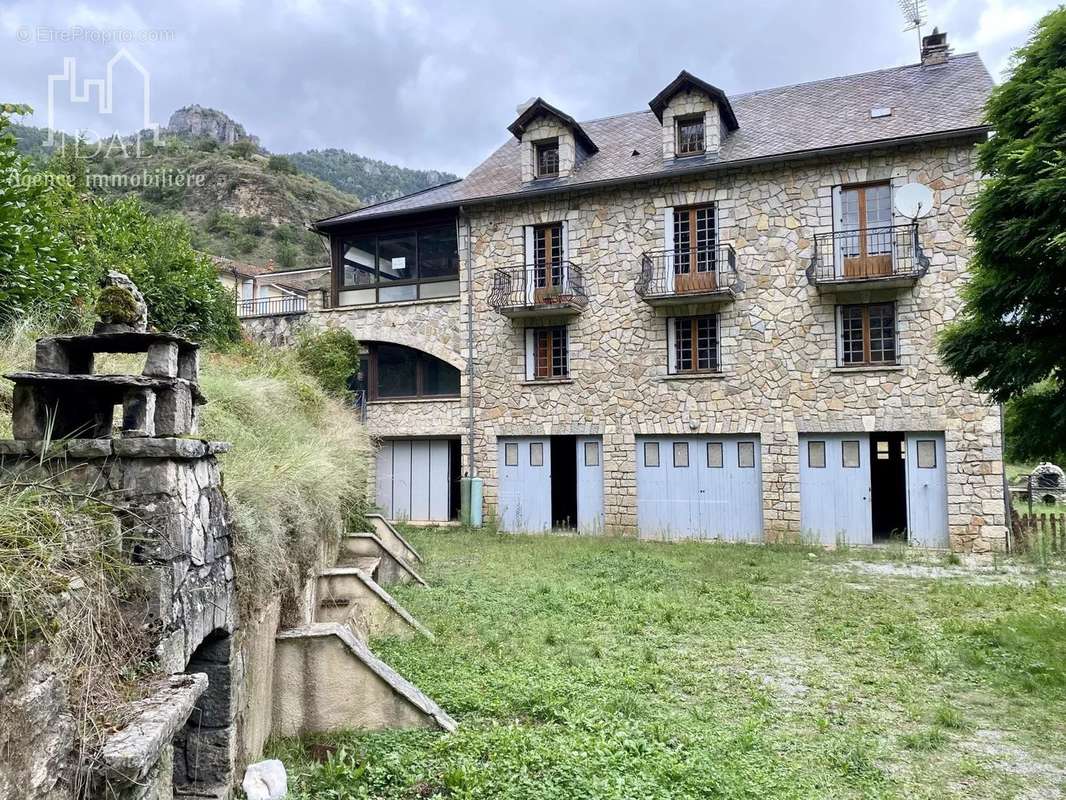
left=837, top=182, right=893, bottom=277
left=367, top=343, right=460, bottom=400
left=527, top=326, right=569, bottom=380
left=669, top=315, right=719, bottom=374
left=838, top=302, right=897, bottom=367
left=534, top=138, right=560, bottom=178
left=675, top=114, right=705, bottom=156
left=672, top=204, right=717, bottom=292
left=532, top=222, right=564, bottom=299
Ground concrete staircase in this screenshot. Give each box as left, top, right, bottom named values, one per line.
left=273, top=518, right=454, bottom=736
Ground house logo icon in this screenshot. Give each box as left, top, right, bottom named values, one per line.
left=46, top=47, right=161, bottom=148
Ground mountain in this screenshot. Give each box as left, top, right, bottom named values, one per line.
left=286, top=148, right=458, bottom=205
left=9, top=107, right=455, bottom=268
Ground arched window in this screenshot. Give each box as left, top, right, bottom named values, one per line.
left=367, top=343, right=460, bottom=400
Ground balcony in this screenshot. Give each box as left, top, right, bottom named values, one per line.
left=489, top=262, right=588, bottom=319
left=807, top=223, right=930, bottom=292
left=635, top=245, right=739, bottom=308
left=237, top=295, right=307, bottom=318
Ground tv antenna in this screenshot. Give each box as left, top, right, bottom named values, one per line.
left=898, top=0, right=928, bottom=52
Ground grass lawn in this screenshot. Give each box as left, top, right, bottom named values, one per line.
left=269, top=530, right=1066, bottom=800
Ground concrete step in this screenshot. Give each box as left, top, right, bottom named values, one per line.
left=337, top=533, right=427, bottom=587
left=314, top=567, right=432, bottom=641
left=367, top=513, right=424, bottom=564
left=274, top=623, right=456, bottom=736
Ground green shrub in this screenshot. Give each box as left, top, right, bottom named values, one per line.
left=0, top=106, right=239, bottom=345
left=276, top=241, right=299, bottom=268
left=228, top=139, right=257, bottom=159
left=240, top=215, right=266, bottom=236
left=268, top=154, right=297, bottom=174
left=294, top=328, right=362, bottom=397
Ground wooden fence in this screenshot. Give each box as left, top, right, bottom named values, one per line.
left=1014, top=512, right=1065, bottom=552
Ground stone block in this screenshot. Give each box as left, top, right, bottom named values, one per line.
left=155, top=383, right=194, bottom=436
left=177, top=348, right=200, bottom=382
left=11, top=385, right=47, bottom=440
left=34, top=339, right=92, bottom=374
left=143, top=342, right=179, bottom=378
left=114, top=438, right=207, bottom=460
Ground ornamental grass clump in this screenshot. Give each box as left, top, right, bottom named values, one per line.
left=198, top=343, right=371, bottom=606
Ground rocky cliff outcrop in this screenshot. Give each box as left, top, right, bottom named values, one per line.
left=167, top=105, right=259, bottom=147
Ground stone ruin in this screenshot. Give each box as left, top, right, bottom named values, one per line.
left=1012, top=462, right=1066, bottom=506
left=0, top=274, right=454, bottom=800
left=0, top=273, right=237, bottom=799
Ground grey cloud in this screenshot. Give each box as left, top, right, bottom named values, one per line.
left=0, top=0, right=1053, bottom=176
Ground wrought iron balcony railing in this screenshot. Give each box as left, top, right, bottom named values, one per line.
left=237, top=295, right=307, bottom=318
left=807, top=223, right=930, bottom=286
left=636, top=245, right=739, bottom=303
left=488, top=262, right=589, bottom=317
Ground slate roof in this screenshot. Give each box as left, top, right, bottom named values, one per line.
left=316, top=53, right=992, bottom=229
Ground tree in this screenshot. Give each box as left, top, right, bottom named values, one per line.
left=267, top=154, right=296, bottom=174
left=939, top=7, right=1066, bottom=456
left=276, top=241, right=299, bottom=268
left=294, top=328, right=362, bottom=397
left=0, top=104, right=89, bottom=323
left=228, top=139, right=257, bottom=159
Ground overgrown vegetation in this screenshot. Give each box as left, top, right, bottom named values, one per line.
left=294, top=328, right=363, bottom=398
left=273, top=530, right=1066, bottom=800
left=0, top=105, right=239, bottom=344
left=198, top=343, right=371, bottom=604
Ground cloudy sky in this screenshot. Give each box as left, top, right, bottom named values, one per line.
left=0, top=0, right=1057, bottom=176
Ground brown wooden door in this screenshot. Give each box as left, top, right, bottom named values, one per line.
left=841, top=184, right=893, bottom=278
left=674, top=206, right=717, bottom=293
left=533, top=224, right=564, bottom=303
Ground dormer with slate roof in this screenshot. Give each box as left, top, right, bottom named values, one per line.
left=507, top=98, right=598, bottom=183
left=649, top=71, right=740, bottom=161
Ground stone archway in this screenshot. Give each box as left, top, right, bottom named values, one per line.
left=173, top=629, right=234, bottom=798
left=324, top=323, right=464, bottom=372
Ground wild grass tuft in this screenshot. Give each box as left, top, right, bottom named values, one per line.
left=198, top=343, right=370, bottom=606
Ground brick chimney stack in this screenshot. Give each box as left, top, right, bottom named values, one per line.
left=921, top=28, right=949, bottom=67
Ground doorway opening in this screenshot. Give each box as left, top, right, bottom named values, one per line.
left=448, top=438, right=462, bottom=521
left=870, top=432, right=907, bottom=541
left=550, top=435, right=577, bottom=529
left=174, top=629, right=233, bottom=797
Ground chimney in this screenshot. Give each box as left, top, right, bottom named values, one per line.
left=921, top=28, right=949, bottom=66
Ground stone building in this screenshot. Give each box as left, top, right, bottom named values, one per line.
left=307, top=33, right=1008, bottom=552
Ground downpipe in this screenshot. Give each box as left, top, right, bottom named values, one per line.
left=458, top=206, right=482, bottom=527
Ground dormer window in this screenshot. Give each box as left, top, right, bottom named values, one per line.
left=676, top=114, right=705, bottom=156
left=535, top=138, right=560, bottom=178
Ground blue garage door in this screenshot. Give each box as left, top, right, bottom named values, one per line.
left=375, top=439, right=451, bottom=522
left=905, top=433, right=949, bottom=547
left=497, top=437, right=552, bottom=532
left=799, top=434, right=873, bottom=545
left=636, top=435, right=763, bottom=541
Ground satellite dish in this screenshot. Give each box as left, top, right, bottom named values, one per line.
left=894, top=182, right=934, bottom=219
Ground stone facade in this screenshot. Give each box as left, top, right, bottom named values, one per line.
left=312, top=135, right=1006, bottom=552
left=239, top=311, right=308, bottom=347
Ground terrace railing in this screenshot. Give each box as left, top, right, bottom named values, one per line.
left=636, top=245, right=739, bottom=301
left=488, top=262, right=588, bottom=316
left=237, top=295, right=307, bottom=318
left=808, top=223, right=930, bottom=284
